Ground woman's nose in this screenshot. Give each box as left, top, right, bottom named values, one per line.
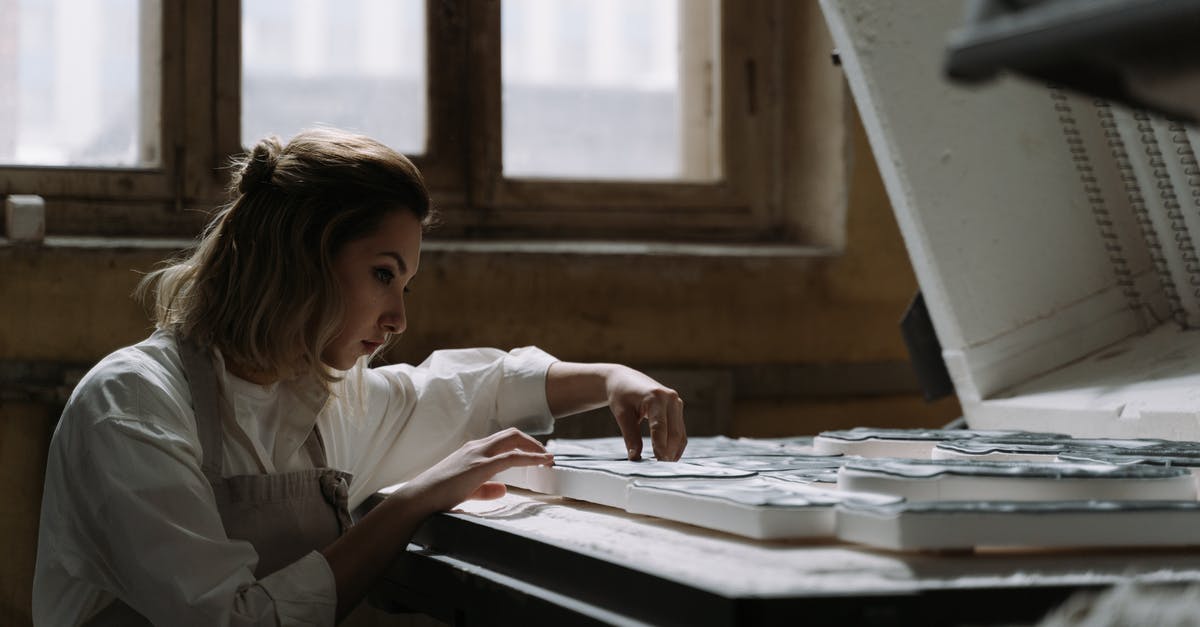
left=381, top=300, right=407, bottom=334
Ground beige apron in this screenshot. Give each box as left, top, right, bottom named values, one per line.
left=84, top=340, right=354, bottom=625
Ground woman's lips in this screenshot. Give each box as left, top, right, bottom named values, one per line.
left=362, top=341, right=382, bottom=352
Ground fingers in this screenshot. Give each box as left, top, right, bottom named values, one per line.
left=646, top=401, right=668, bottom=460
left=614, top=407, right=644, bottom=461
left=666, top=395, right=686, bottom=461
left=647, top=392, right=686, bottom=462
left=462, top=449, right=552, bottom=504
left=491, top=448, right=554, bottom=471
left=466, top=429, right=553, bottom=477
left=481, top=427, right=548, bottom=456
left=468, top=481, right=508, bottom=501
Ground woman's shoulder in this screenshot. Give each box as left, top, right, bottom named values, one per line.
left=61, top=330, right=195, bottom=433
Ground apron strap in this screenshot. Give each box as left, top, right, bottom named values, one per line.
left=178, top=337, right=225, bottom=483
left=308, top=426, right=354, bottom=532
left=305, top=421, right=330, bottom=468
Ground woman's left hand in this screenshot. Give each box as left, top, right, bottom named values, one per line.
left=605, top=366, right=687, bottom=461
left=547, top=362, right=688, bottom=461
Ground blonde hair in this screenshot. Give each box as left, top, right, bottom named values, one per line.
left=138, top=128, right=433, bottom=385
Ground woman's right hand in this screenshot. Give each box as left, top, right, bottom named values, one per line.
left=393, top=427, right=554, bottom=516
left=324, top=427, right=550, bottom=619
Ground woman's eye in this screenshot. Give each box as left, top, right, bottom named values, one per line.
left=373, top=267, right=395, bottom=285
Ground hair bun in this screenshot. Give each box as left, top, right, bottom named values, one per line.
left=236, top=136, right=284, bottom=195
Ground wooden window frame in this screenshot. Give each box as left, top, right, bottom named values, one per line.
left=3, top=0, right=846, bottom=249
left=0, top=1, right=236, bottom=237
left=435, top=0, right=847, bottom=247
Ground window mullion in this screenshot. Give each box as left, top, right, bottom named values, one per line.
left=177, top=1, right=225, bottom=209
left=679, top=0, right=722, bottom=182
left=418, top=0, right=471, bottom=202
left=212, top=0, right=242, bottom=187
left=465, top=0, right=503, bottom=216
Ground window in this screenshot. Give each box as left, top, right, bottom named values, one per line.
left=1, top=0, right=846, bottom=248
left=1, top=0, right=158, bottom=168
left=241, top=0, right=427, bottom=155
left=500, top=0, right=719, bottom=182
left=453, top=0, right=845, bottom=244
left=0, top=0, right=178, bottom=208
left=0, top=1, right=220, bottom=237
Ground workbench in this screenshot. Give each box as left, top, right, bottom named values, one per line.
left=366, top=490, right=1200, bottom=626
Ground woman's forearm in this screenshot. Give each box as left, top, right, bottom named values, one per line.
left=320, top=487, right=430, bottom=620
left=546, top=361, right=687, bottom=461
left=545, top=361, right=621, bottom=418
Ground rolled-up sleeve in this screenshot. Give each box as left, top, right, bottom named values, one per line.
left=334, top=346, right=559, bottom=505
left=40, top=414, right=336, bottom=627
left=258, top=552, right=337, bottom=626
left=489, top=346, right=561, bottom=434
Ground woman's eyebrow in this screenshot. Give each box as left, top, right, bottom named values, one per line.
left=378, top=251, right=408, bottom=274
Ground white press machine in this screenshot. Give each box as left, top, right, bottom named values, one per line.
left=827, top=0, right=1200, bottom=439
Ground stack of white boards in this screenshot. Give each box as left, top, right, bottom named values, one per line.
left=836, top=500, right=1200, bottom=551
left=837, top=458, right=1196, bottom=502
left=493, top=433, right=1200, bottom=551
left=834, top=456, right=1200, bottom=550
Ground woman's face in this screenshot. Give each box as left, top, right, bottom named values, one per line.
left=321, top=210, right=423, bottom=370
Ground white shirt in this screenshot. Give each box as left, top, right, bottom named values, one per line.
left=34, top=329, right=558, bottom=626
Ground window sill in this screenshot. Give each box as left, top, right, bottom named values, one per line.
left=423, top=239, right=835, bottom=258
left=1, top=235, right=835, bottom=259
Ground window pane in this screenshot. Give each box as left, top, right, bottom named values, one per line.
left=242, top=0, right=426, bottom=154
left=502, top=0, right=720, bottom=181
left=0, top=0, right=160, bottom=167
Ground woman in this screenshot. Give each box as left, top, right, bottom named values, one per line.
left=33, top=128, right=687, bottom=626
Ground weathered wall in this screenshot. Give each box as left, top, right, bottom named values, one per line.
left=0, top=111, right=960, bottom=624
